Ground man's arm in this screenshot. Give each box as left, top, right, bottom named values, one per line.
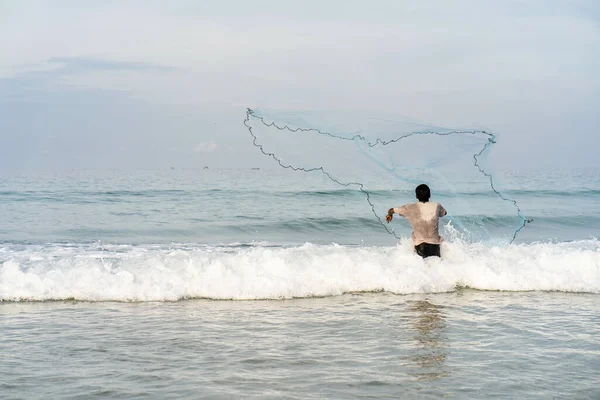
left=386, top=206, right=407, bottom=223
left=439, top=204, right=447, bottom=217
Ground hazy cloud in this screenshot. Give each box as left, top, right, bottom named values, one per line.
left=194, top=141, right=219, bottom=153
left=8, top=57, right=175, bottom=81
left=47, top=57, right=176, bottom=73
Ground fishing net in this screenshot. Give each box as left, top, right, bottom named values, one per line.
left=244, top=108, right=530, bottom=244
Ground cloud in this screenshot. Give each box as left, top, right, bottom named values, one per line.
left=13, top=57, right=176, bottom=80
left=0, top=56, right=177, bottom=103
left=194, top=141, right=219, bottom=153
left=45, top=57, right=176, bottom=74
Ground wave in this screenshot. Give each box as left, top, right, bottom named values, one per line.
left=2, top=187, right=600, bottom=205
left=293, top=188, right=600, bottom=198
left=249, top=216, right=383, bottom=232
left=234, top=215, right=596, bottom=233
left=1, top=240, right=599, bottom=302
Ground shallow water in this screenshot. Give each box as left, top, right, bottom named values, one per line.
left=2, top=291, right=599, bottom=399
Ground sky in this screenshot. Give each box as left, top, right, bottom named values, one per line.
left=0, top=0, right=598, bottom=170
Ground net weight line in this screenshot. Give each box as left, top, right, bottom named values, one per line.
left=244, top=108, right=531, bottom=243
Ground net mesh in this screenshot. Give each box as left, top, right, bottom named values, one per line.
left=244, top=108, right=530, bottom=243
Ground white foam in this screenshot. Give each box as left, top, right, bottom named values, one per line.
left=1, top=239, right=599, bottom=301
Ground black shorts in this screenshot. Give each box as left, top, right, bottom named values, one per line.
left=414, top=243, right=441, bottom=258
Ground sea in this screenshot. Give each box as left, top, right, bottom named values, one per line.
left=1, top=168, right=599, bottom=399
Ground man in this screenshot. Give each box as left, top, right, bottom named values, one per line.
left=386, top=184, right=447, bottom=258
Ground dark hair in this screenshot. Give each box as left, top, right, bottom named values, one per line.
left=415, top=184, right=430, bottom=202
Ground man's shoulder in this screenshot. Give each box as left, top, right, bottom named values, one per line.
left=417, top=201, right=444, bottom=214
left=402, top=202, right=419, bottom=209
left=416, top=201, right=440, bottom=207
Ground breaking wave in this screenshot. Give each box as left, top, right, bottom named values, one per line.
left=1, top=239, right=599, bottom=302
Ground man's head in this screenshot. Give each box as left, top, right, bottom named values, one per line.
left=415, top=184, right=431, bottom=202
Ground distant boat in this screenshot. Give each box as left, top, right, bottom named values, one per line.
left=203, top=166, right=209, bottom=170
left=251, top=168, right=260, bottom=170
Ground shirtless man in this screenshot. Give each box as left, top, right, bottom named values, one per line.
left=386, top=184, right=447, bottom=258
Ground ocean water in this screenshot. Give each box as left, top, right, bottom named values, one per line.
left=1, top=168, right=600, bottom=399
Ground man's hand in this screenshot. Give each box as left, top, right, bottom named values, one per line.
left=386, top=208, right=395, bottom=223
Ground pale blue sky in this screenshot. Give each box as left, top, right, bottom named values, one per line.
left=0, top=0, right=598, bottom=169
